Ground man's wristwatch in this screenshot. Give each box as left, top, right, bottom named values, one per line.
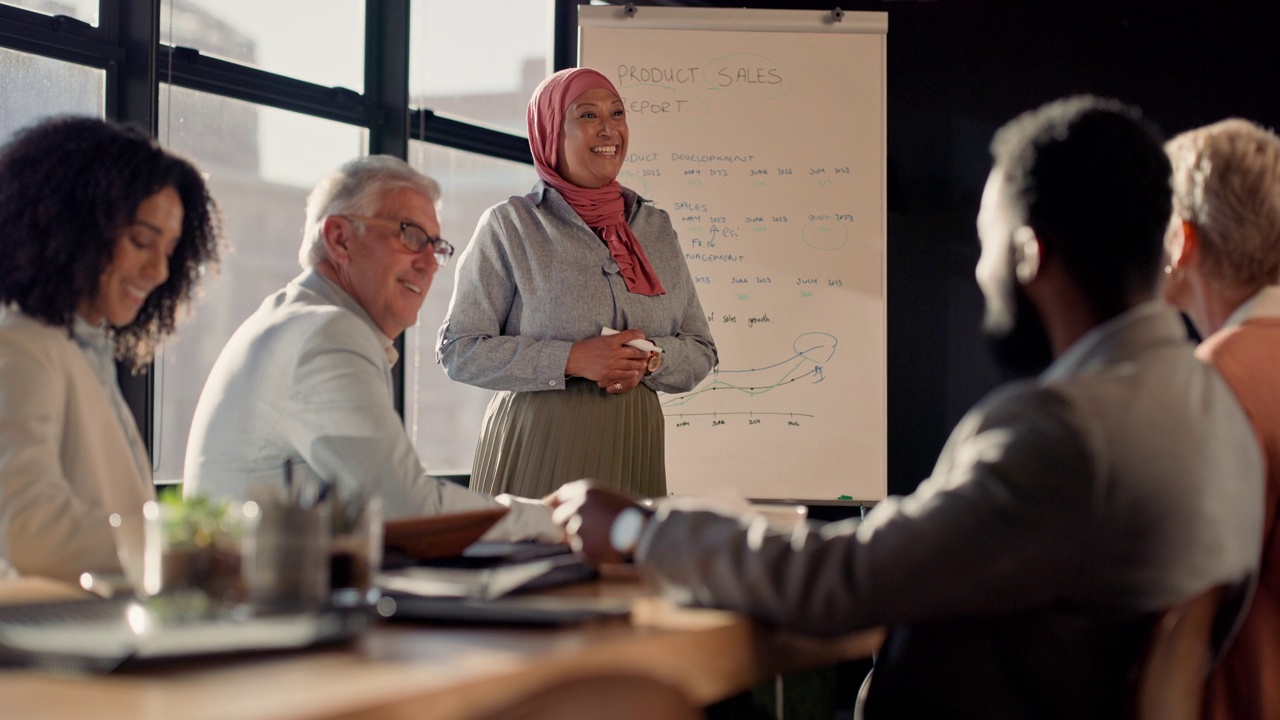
left=609, top=506, right=652, bottom=560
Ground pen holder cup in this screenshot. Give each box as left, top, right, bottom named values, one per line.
left=247, top=501, right=331, bottom=614
left=330, top=496, right=383, bottom=605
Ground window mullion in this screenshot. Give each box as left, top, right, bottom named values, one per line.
left=111, top=0, right=163, bottom=462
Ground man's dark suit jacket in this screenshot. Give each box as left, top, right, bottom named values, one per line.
left=637, top=303, right=1264, bottom=719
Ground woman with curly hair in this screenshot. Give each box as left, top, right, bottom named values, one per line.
left=0, top=116, right=221, bottom=582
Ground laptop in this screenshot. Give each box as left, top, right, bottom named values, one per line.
left=0, top=596, right=368, bottom=673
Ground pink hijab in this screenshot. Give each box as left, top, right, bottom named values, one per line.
left=527, top=67, right=665, bottom=296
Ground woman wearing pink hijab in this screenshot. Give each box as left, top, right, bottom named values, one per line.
left=438, top=67, right=717, bottom=500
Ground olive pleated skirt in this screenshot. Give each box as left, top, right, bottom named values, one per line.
left=469, top=378, right=666, bottom=500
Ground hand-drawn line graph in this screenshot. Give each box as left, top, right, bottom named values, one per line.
left=662, top=331, right=837, bottom=409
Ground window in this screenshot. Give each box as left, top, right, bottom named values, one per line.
left=153, top=84, right=367, bottom=481
left=2, top=0, right=98, bottom=27
left=1, top=0, right=552, bottom=488
left=0, top=46, right=103, bottom=143
left=405, top=141, right=537, bottom=473
left=160, top=0, right=364, bottom=93
left=409, top=0, right=551, bottom=135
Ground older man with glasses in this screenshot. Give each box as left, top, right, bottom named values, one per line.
left=184, top=155, right=559, bottom=541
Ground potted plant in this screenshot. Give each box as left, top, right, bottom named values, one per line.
left=145, top=494, right=252, bottom=610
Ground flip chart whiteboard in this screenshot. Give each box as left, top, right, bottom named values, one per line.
left=579, top=6, right=888, bottom=501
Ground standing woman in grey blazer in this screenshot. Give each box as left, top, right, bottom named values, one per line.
left=0, top=116, right=221, bottom=583
left=438, top=68, right=717, bottom=500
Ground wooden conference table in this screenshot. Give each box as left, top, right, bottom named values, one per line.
left=0, top=573, right=883, bottom=720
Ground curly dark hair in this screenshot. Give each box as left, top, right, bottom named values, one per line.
left=0, top=115, right=221, bottom=366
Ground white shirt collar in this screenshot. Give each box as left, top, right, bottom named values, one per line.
left=1222, top=285, right=1280, bottom=330
left=71, top=313, right=114, bottom=375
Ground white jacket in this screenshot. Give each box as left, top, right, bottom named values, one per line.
left=0, top=309, right=154, bottom=582
left=183, top=271, right=559, bottom=542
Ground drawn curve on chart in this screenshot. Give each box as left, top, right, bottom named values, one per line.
left=662, top=332, right=837, bottom=407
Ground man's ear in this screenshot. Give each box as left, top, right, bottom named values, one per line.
left=1170, top=219, right=1200, bottom=269
left=1013, top=226, right=1042, bottom=284
left=321, top=215, right=354, bottom=265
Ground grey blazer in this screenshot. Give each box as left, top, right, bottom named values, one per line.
left=636, top=302, right=1264, bottom=719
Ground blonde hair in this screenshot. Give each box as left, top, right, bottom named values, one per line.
left=1167, top=118, right=1280, bottom=291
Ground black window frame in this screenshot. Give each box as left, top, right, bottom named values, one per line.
left=0, top=0, right=576, bottom=469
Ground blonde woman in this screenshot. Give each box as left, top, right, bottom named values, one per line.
left=1163, top=118, right=1280, bottom=720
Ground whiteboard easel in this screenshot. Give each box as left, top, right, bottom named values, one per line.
left=579, top=6, right=887, bottom=502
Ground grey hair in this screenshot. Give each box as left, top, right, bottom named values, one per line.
left=1166, top=118, right=1280, bottom=291
left=298, top=154, right=442, bottom=269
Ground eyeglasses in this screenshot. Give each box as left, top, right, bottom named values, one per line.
left=339, top=214, right=455, bottom=267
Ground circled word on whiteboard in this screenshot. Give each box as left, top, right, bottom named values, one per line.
left=704, top=53, right=788, bottom=97
left=802, top=217, right=849, bottom=251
